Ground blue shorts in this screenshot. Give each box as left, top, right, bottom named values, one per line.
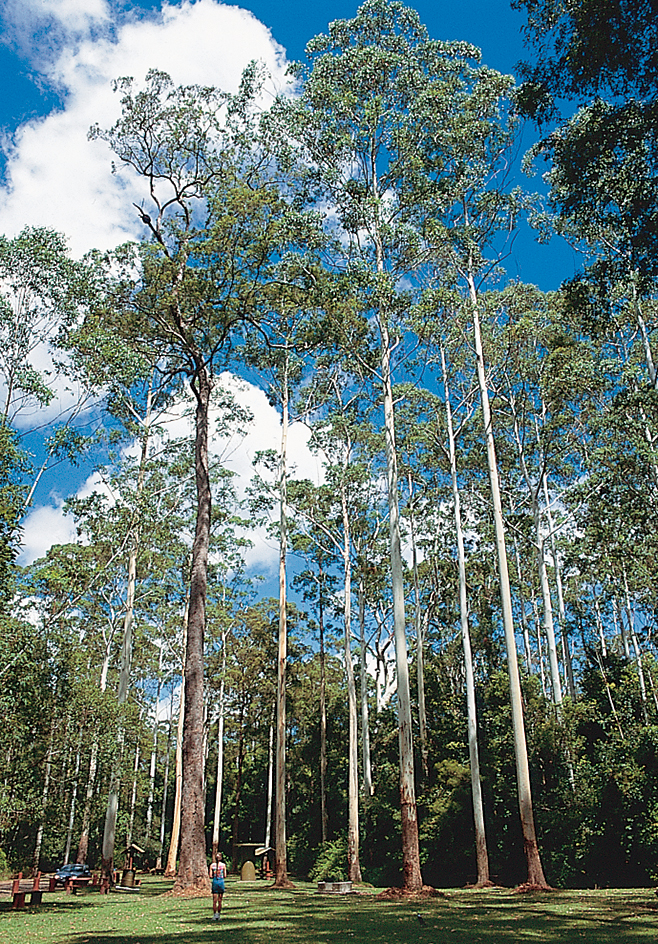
left=212, top=878, right=225, bottom=894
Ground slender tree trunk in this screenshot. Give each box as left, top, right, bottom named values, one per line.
left=467, top=272, right=548, bottom=888
left=512, top=532, right=533, bottom=674
left=165, top=614, right=187, bottom=878
left=274, top=362, right=292, bottom=888
left=407, top=473, right=429, bottom=780
left=127, top=722, right=142, bottom=848
left=230, top=722, right=245, bottom=872
left=174, top=366, right=213, bottom=895
left=623, top=569, right=649, bottom=719
left=380, top=322, right=422, bottom=891
left=101, top=384, right=152, bottom=884
left=371, top=174, right=422, bottom=888
left=157, top=691, right=174, bottom=870
left=533, top=599, right=548, bottom=698
left=594, top=598, right=608, bottom=659
left=509, top=402, right=562, bottom=706
left=146, top=648, right=164, bottom=840
left=212, top=634, right=227, bottom=859
left=319, top=570, right=329, bottom=842
left=341, top=478, right=362, bottom=882
left=441, top=346, right=490, bottom=886
left=541, top=474, right=576, bottom=699
left=33, top=720, right=55, bottom=873
left=64, top=731, right=83, bottom=865
left=77, top=638, right=112, bottom=864
left=358, top=579, right=373, bottom=800
left=265, top=706, right=275, bottom=850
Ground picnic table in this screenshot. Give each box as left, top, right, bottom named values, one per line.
left=0, top=870, right=99, bottom=908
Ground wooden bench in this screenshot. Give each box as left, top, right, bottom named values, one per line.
left=0, top=872, right=44, bottom=908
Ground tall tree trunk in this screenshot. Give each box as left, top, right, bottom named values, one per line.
left=157, top=689, right=174, bottom=870
left=165, top=614, right=187, bottom=878
left=101, top=382, right=152, bottom=884
left=127, top=722, right=142, bottom=848
left=407, top=473, right=428, bottom=780
left=319, top=570, right=329, bottom=843
left=212, top=633, right=227, bottom=859
left=509, top=399, right=562, bottom=706
left=541, top=473, right=576, bottom=699
left=358, top=579, right=373, bottom=800
left=467, top=271, right=548, bottom=888
left=441, top=345, right=490, bottom=886
left=512, top=531, right=534, bottom=674
left=33, top=720, right=55, bottom=873
left=146, top=647, right=164, bottom=840
left=265, top=706, right=275, bottom=849
left=594, top=598, right=608, bottom=659
left=230, top=721, right=245, bottom=872
left=274, top=362, right=292, bottom=888
left=341, top=478, right=362, bottom=883
left=64, top=730, right=83, bottom=865
left=623, top=568, right=649, bottom=719
left=372, top=170, right=422, bottom=888
left=77, top=636, right=112, bottom=864
left=380, top=323, right=422, bottom=891
left=174, top=365, right=213, bottom=895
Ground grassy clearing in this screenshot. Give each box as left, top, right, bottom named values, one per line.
left=1, top=877, right=658, bottom=944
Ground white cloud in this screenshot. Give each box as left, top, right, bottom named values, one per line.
left=17, top=497, right=78, bottom=564
left=1, top=0, right=111, bottom=61
left=0, top=0, right=288, bottom=256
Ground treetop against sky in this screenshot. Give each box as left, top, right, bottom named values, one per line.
left=0, top=0, right=575, bottom=570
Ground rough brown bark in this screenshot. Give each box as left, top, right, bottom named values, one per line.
left=173, top=366, right=212, bottom=895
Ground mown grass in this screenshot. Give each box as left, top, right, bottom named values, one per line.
left=1, top=877, right=658, bottom=944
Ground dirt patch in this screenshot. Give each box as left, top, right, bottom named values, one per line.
left=376, top=885, right=447, bottom=900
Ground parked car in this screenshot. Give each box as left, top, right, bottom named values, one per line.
left=54, top=863, right=92, bottom=886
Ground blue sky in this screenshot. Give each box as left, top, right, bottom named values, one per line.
left=0, top=0, right=577, bottom=567
left=0, top=1, right=528, bottom=131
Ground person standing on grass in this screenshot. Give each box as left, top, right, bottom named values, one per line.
left=209, top=852, right=227, bottom=921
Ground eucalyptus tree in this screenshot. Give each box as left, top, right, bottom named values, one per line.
left=289, top=397, right=375, bottom=883
left=276, top=0, right=515, bottom=888
left=414, top=45, right=551, bottom=883
left=90, top=66, right=307, bottom=892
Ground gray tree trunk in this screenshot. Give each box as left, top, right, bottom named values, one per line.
left=441, top=344, right=490, bottom=886
left=467, top=270, right=548, bottom=888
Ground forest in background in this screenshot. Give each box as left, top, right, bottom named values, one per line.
left=1, top=0, right=657, bottom=891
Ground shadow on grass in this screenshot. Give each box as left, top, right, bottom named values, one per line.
left=2, top=882, right=658, bottom=944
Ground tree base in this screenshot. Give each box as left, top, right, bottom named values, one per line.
left=513, top=882, right=555, bottom=893
left=376, top=885, right=446, bottom=900
left=270, top=878, right=295, bottom=889
left=170, top=879, right=211, bottom=898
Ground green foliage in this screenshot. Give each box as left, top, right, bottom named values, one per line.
left=308, top=838, right=347, bottom=882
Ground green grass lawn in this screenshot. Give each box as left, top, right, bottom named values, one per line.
left=1, top=877, right=658, bottom=944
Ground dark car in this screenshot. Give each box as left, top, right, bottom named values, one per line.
left=54, top=863, right=92, bottom=886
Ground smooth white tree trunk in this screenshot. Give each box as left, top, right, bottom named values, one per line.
left=467, top=271, right=548, bottom=887
left=441, top=345, right=490, bottom=885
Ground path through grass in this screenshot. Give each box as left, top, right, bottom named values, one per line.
left=1, top=877, right=657, bottom=944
